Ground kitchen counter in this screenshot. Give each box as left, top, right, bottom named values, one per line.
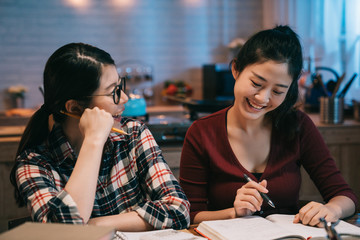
left=0, top=106, right=192, bottom=143
left=0, top=126, right=26, bottom=138
left=2, top=110, right=360, bottom=143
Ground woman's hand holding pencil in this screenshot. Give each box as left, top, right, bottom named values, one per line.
left=60, top=109, right=128, bottom=135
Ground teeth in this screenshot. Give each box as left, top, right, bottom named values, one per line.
left=113, top=110, right=124, bottom=118
left=248, top=99, right=264, bottom=110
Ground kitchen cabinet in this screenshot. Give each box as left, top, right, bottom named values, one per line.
left=0, top=137, right=28, bottom=233
left=299, top=114, right=360, bottom=207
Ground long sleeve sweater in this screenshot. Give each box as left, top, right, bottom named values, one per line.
left=179, top=108, right=357, bottom=223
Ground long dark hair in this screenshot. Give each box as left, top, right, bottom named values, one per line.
left=10, top=43, right=115, bottom=207
left=231, top=25, right=303, bottom=138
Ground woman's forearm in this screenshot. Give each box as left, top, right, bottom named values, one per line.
left=65, top=137, right=104, bottom=222
left=326, top=195, right=356, bottom=219
left=193, top=208, right=236, bottom=224
left=88, top=211, right=153, bottom=231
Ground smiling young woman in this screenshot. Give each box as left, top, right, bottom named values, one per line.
left=230, top=60, right=292, bottom=123
left=179, top=25, right=357, bottom=227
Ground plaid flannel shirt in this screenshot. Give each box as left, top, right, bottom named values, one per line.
left=15, top=118, right=190, bottom=229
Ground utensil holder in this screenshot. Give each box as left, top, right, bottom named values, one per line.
left=320, top=97, right=344, bottom=124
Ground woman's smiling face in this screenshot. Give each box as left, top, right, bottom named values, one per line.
left=89, top=64, right=128, bottom=128
left=232, top=60, right=292, bottom=121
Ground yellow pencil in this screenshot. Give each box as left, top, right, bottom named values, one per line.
left=60, top=110, right=128, bottom=135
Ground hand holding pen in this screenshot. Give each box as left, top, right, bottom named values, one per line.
left=244, top=174, right=275, bottom=208
left=233, top=174, right=275, bottom=217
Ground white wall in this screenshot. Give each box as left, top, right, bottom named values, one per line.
left=0, top=0, right=263, bottom=110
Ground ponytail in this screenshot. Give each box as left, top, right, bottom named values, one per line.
left=10, top=105, right=51, bottom=207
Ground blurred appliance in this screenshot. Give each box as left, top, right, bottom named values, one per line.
left=168, top=63, right=235, bottom=120
left=160, top=63, right=236, bottom=120
left=117, top=61, right=154, bottom=117
left=202, top=63, right=235, bottom=101
left=122, top=97, right=147, bottom=117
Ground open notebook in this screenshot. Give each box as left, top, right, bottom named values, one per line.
left=195, top=214, right=360, bottom=240
left=114, top=229, right=205, bottom=240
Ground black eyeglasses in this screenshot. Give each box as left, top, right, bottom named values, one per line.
left=90, top=77, right=126, bottom=104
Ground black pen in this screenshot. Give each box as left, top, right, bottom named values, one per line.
left=243, top=174, right=275, bottom=208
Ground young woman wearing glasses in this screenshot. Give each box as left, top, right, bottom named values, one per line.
left=10, top=43, right=190, bottom=231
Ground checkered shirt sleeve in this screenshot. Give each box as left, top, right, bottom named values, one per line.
left=16, top=152, right=84, bottom=223
left=130, top=126, right=190, bottom=229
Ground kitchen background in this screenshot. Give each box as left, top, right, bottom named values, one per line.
left=1, top=0, right=360, bottom=232
left=1, top=0, right=359, bottom=111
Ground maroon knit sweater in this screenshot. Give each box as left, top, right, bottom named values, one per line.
left=179, top=107, right=358, bottom=223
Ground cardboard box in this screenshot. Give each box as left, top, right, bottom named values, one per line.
left=0, top=222, right=115, bottom=240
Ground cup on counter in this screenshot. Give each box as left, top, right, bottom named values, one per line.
left=320, top=97, right=344, bottom=124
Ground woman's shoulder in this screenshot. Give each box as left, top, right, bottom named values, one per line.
left=18, top=125, right=71, bottom=168
left=16, top=144, right=53, bottom=169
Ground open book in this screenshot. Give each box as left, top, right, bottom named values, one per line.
left=115, top=229, right=205, bottom=240
left=195, top=214, right=360, bottom=240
